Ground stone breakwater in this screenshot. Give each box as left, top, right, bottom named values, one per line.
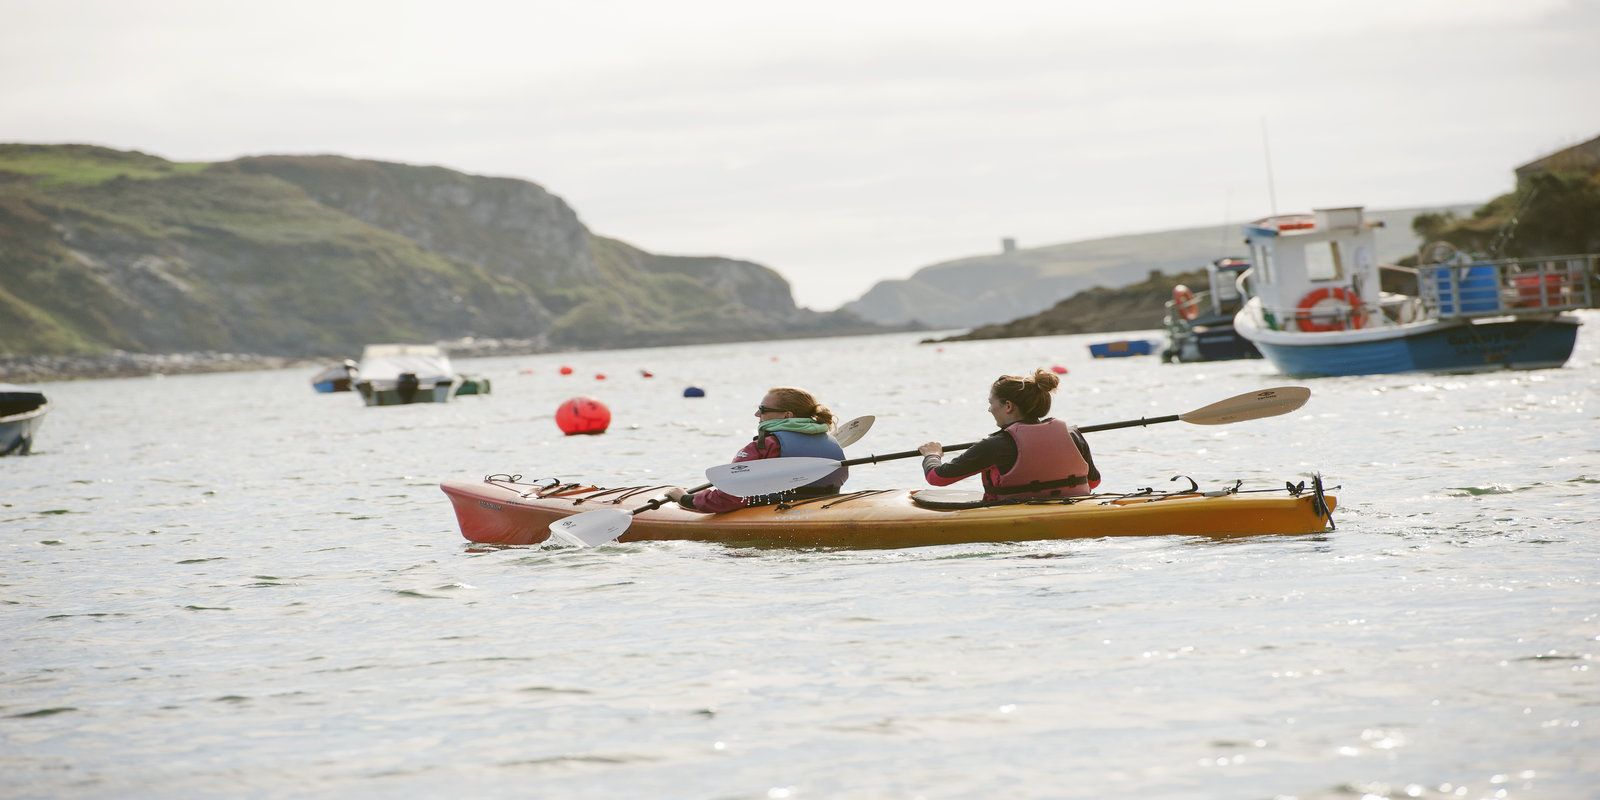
left=0, top=352, right=309, bottom=383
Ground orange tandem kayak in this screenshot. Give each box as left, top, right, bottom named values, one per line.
left=441, top=475, right=1337, bottom=549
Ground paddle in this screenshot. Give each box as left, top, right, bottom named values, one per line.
left=705, top=386, right=1311, bottom=497
left=547, top=415, right=877, bottom=547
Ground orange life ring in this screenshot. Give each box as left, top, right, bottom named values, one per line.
left=1295, top=287, right=1366, bottom=332
left=1172, top=285, right=1199, bottom=321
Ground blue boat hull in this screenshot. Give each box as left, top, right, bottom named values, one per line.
left=1089, top=340, right=1155, bottom=358
left=1254, top=318, right=1580, bottom=377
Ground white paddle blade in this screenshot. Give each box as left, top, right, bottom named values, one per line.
left=549, top=508, right=633, bottom=548
left=705, top=457, right=841, bottom=497
left=1181, top=386, right=1310, bottom=425
left=834, top=415, right=875, bottom=448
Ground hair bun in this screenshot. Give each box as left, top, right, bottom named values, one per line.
left=1031, top=368, right=1060, bottom=393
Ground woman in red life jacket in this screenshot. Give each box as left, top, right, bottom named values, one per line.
left=665, top=386, right=849, bottom=513
left=918, top=369, right=1100, bottom=501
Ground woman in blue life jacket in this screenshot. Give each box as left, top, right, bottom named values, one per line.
left=918, top=369, right=1100, bottom=501
left=665, top=386, right=849, bottom=512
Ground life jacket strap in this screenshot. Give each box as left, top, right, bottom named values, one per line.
left=989, top=474, right=1089, bottom=496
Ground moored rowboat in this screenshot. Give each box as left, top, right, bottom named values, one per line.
left=441, top=476, right=1337, bottom=549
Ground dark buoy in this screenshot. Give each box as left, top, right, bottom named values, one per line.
left=682, top=386, right=706, bottom=398
left=555, top=396, right=611, bottom=436
left=559, top=365, right=574, bottom=376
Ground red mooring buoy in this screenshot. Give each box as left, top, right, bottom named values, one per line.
left=559, top=365, right=574, bottom=376
left=555, top=396, right=612, bottom=436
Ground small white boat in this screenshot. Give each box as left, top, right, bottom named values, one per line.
left=353, top=344, right=461, bottom=406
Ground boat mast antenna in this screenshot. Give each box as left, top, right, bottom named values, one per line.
left=1260, top=117, right=1278, bottom=217
left=1220, top=188, right=1233, bottom=254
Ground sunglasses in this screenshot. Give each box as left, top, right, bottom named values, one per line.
left=756, top=405, right=785, bottom=414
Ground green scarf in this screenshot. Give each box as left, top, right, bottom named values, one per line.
left=757, top=418, right=831, bottom=436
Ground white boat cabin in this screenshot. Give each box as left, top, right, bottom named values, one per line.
left=1242, top=207, right=1381, bottom=333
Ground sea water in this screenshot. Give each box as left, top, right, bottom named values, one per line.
left=4, top=313, right=1598, bottom=799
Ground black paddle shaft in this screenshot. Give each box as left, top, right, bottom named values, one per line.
left=836, top=414, right=1181, bottom=468
left=628, top=480, right=715, bottom=515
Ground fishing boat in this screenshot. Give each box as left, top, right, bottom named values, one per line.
left=309, top=359, right=358, bottom=393
left=0, top=384, right=50, bottom=456
left=353, top=344, right=461, bottom=406
left=440, top=475, right=1337, bottom=550
left=1234, top=207, right=1594, bottom=377
left=1163, top=257, right=1261, bottom=363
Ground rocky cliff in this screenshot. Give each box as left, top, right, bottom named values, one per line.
left=0, top=144, right=886, bottom=357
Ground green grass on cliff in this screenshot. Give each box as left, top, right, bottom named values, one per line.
left=0, top=144, right=206, bottom=187
left=2, top=144, right=845, bottom=357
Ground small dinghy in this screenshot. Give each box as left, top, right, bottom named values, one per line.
left=0, top=385, right=51, bottom=456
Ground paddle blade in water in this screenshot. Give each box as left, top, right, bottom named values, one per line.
left=834, top=415, right=875, bottom=448
left=705, top=457, right=841, bottom=497
left=1181, top=386, right=1310, bottom=425
left=549, top=508, right=633, bottom=548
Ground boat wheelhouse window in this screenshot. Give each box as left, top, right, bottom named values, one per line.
left=1251, top=244, right=1274, bottom=284
left=1305, top=241, right=1343, bottom=282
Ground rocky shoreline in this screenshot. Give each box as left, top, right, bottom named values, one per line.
left=2, top=322, right=925, bottom=384
left=0, top=351, right=315, bottom=384
left=923, top=268, right=1200, bottom=344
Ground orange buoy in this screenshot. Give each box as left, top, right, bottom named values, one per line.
left=1050, top=365, right=1069, bottom=375
left=555, top=397, right=611, bottom=436
left=559, top=365, right=574, bottom=376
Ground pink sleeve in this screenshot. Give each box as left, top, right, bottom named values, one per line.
left=924, top=466, right=965, bottom=487
left=686, top=436, right=781, bottom=513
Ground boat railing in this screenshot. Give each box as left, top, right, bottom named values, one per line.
left=1249, top=295, right=1375, bottom=332
left=1163, top=290, right=1211, bottom=328
left=1418, top=254, right=1597, bottom=320
left=1249, top=254, right=1597, bottom=331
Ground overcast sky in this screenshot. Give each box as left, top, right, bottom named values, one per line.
left=4, top=0, right=1598, bottom=309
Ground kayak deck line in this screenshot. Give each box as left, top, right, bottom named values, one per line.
left=443, top=475, right=1339, bottom=550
